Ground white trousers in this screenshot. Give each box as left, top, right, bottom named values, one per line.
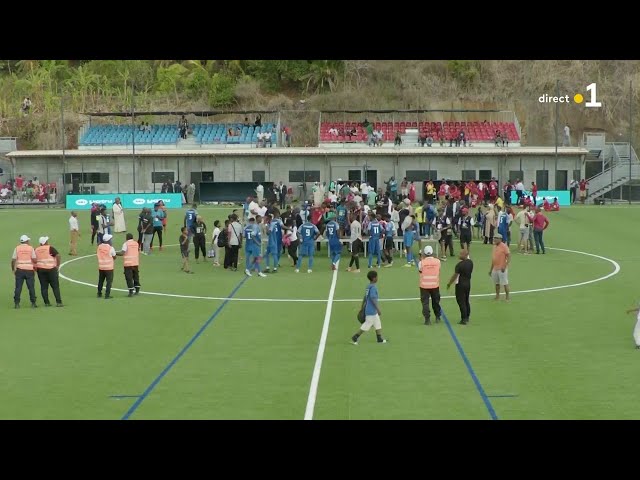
left=634, top=316, right=640, bottom=347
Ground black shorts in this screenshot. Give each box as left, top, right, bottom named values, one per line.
left=384, top=237, right=394, bottom=250
left=351, top=239, right=363, bottom=254
left=460, top=232, right=472, bottom=244
left=181, top=250, right=189, bottom=258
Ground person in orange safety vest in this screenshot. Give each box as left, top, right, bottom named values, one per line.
left=11, top=234, right=38, bottom=308
left=418, top=245, right=442, bottom=325
left=35, top=236, right=63, bottom=307
left=97, top=233, right=117, bottom=299
left=116, top=232, right=141, bottom=297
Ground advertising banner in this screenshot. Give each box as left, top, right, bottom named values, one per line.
left=66, top=193, right=184, bottom=210
left=510, top=190, right=570, bottom=206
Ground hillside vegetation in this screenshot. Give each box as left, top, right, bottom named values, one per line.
left=0, top=60, right=638, bottom=149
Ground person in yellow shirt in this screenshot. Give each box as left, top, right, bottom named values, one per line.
left=495, top=196, right=504, bottom=210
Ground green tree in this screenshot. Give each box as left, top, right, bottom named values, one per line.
left=208, top=73, right=236, bottom=107
left=156, top=64, right=188, bottom=103
left=300, top=60, right=343, bottom=94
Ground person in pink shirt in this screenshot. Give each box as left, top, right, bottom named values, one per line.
left=532, top=207, right=549, bottom=254
left=408, top=181, right=416, bottom=203
left=531, top=182, right=538, bottom=205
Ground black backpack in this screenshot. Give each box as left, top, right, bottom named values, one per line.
left=217, top=228, right=228, bottom=247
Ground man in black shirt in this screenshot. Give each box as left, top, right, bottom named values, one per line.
left=447, top=249, right=473, bottom=325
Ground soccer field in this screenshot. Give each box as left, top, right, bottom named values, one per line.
left=0, top=204, right=638, bottom=420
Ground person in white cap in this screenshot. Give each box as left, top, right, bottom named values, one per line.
left=418, top=245, right=442, bottom=325
left=11, top=234, right=38, bottom=308
left=96, top=233, right=117, bottom=299
left=35, top=236, right=63, bottom=307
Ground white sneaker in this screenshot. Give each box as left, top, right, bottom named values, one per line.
left=257, top=272, right=267, bottom=277
left=307, top=269, right=313, bottom=274
left=245, top=269, right=252, bottom=276
left=295, top=269, right=300, bottom=273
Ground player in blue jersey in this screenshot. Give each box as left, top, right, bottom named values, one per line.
left=296, top=219, right=320, bottom=273
left=184, top=203, right=198, bottom=240
left=324, top=217, right=342, bottom=270
left=243, top=217, right=266, bottom=277
left=367, top=212, right=382, bottom=269
left=264, top=214, right=283, bottom=273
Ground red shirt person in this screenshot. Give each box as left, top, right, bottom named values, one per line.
left=532, top=207, right=550, bottom=254
left=579, top=179, right=589, bottom=203
left=551, top=198, right=560, bottom=211
left=543, top=198, right=552, bottom=211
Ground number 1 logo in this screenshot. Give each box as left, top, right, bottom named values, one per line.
left=585, top=83, right=602, bottom=108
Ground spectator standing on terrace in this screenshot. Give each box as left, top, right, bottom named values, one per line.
left=255, top=114, right=262, bottom=127
left=256, top=182, right=264, bottom=204
left=579, top=179, right=589, bottom=204
left=365, top=122, right=374, bottom=146
left=569, top=179, right=578, bottom=204
left=112, top=197, right=126, bottom=233
left=244, top=117, right=251, bottom=127
left=394, top=131, right=402, bottom=146
left=186, top=182, right=196, bottom=205
left=563, top=123, right=571, bottom=146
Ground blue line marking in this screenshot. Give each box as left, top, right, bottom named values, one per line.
left=110, top=395, right=142, bottom=399
left=487, top=394, right=518, bottom=398
left=121, top=276, right=249, bottom=420
left=440, top=309, right=499, bottom=420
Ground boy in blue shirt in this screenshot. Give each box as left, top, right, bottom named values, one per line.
left=324, top=217, right=342, bottom=270
left=296, top=220, right=319, bottom=273
left=403, top=223, right=416, bottom=267
left=243, top=217, right=266, bottom=277
left=351, top=270, right=387, bottom=344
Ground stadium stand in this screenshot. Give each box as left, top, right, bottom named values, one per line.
left=319, top=121, right=520, bottom=144
left=79, top=123, right=277, bottom=146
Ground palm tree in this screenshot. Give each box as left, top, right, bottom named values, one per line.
left=300, top=60, right=343, bottom=94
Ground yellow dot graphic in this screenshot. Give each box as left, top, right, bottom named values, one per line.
left=574, top=93, right=584, bottom=104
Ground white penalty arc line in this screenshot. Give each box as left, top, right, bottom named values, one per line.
left=59, top=246, right=620, bottom=303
